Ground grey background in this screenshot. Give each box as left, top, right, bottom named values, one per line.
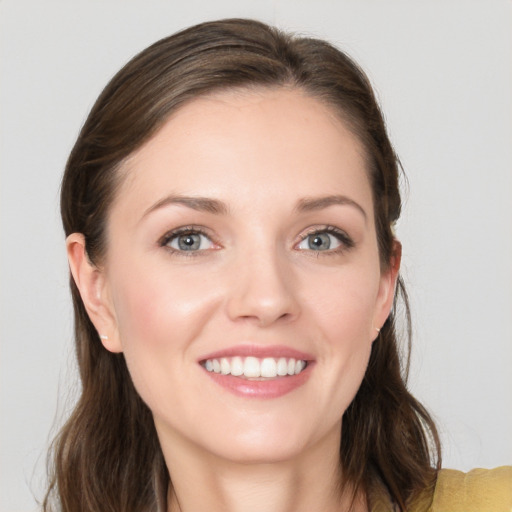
left=1, top=1, right=511, bottom=510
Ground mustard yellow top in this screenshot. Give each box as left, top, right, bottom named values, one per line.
left=422, top=466, right=512, bottom=512
left=372, top=466, right=512, bottom=511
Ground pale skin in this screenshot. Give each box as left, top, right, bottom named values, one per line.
left=67, top=88, right=400, bottom=512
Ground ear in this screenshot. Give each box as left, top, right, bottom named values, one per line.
left=372, top=240, right=402, bottom=340
left=66, top=233, right=123, bottom=353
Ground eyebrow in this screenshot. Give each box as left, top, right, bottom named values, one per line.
left=141, top=193, right=367, bottom=221
left=295, top=195, right=367, bottom=221
left=142, top=195, right=229, bottom=219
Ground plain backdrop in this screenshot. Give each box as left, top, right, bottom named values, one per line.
left=1, top=1, right=511, bottom=510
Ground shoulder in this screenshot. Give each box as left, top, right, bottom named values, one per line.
left=418, top=466, right=512, bottom=512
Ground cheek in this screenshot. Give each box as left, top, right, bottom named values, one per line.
left=107, top=268, right=207, bottom=416
left=305, top=266, right=380, bottom=403
left=308, top=265, right=381, bottom=340
left=107, top=259, right=225, bottom=395
left=110, top=261, right=216, bottom=347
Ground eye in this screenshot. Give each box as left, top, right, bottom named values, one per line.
left=161, top=228, right=216, bottom=253
left=296, top=227, right=353, bottom=253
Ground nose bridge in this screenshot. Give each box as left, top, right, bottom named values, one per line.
left=226, top=238, right=299, bottom=326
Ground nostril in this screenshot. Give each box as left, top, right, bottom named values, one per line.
left=236, top=309, right=297, bottom=328
left=225, top=261, right=301, bottom=325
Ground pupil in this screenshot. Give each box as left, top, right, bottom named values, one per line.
left=309, top=233, right=330, bottom=250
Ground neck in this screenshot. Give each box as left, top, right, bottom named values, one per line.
left=160, top=427, right=366, bottom=512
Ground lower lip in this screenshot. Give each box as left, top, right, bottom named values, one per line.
left=202, top=364, right=313, bottom=399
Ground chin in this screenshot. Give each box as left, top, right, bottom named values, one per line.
left=212, top=437, right=310, bottom=465
left=198, top=416, right=338, bottom=466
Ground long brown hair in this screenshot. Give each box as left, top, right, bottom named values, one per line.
left=45, top=18, right=440, bottom=511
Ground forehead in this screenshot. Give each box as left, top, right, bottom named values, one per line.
left=115, top=87, right=372, bottom=219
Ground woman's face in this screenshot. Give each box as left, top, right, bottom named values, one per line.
left=90, top=88, right=397, bottom=464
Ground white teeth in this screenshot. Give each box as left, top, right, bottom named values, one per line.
left=243, top=356, right=260, bottom=378
left=220, top=358, right=230, bottom=375
left=277, top=357, right=288, bottom=376
left=231, top=356, right=244, bottom=376
left=260, top=357, right=277, bottom=378
left=203, top=356, right=307, bottom=378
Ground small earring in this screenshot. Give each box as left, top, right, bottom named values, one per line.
left=99, top=334, right=109, bottom=340
left=375, top=327, right=381, bottom=333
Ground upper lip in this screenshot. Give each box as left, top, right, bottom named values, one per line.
left=198, top=344, right=314, bottom=362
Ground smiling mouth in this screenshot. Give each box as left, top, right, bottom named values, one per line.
left=201, top=356, right=307, bottom=379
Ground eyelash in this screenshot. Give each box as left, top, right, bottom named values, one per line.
left=158, top=225, right=354, bottom=257
left=296, top=226, right=355, bottom=255
left=159, top=225, right=217, bottom=257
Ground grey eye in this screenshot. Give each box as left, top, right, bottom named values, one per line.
left=307, top=233, right=331, bottom=250
left=297, top=232, right=342, bottom=251
left=168, top=233, right=213, bottom=251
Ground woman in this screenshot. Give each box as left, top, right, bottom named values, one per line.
left=44, top=18, right=511, bottom=512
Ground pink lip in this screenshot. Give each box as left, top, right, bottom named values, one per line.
left=198, top=344, right=315, bottom=399
left=198, top=344, right=314, bottom=362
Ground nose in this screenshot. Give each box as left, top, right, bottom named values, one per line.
left=225, top=248, right=300, bottom=327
